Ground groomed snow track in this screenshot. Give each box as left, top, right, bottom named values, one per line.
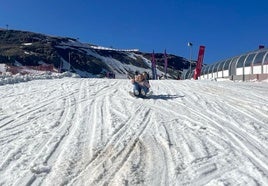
left=0, top=78, right=268, bottom=185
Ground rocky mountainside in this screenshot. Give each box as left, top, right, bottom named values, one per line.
left=0, top=29, right=192, bottom=79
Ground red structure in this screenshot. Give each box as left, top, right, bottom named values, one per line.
left=194, top=46, right=205, bottom=80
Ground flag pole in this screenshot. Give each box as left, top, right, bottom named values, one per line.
left=188, top=42, right=193, bottom=78
left=164, top=49, right=168, bottom=78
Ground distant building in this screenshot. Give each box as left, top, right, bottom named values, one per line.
left=183, top=48, right=268, bottom=81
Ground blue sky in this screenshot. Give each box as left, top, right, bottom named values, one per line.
left=1, top=0, right=268, bottom=64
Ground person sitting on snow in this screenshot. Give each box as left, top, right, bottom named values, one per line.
left=142, top=71, right=150, bottom=84
left=131, top=73, right=150, bottom=97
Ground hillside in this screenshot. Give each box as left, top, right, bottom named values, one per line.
left=0, top=77, right=267, bottom=185
left=0, top=29, right=191, bottom=78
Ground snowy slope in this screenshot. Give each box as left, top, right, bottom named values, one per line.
left=0, top=78, right=268, bottom=185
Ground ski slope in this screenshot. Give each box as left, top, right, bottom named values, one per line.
left=0, top=78, right=268, bottom=185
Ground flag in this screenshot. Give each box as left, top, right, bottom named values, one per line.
left=188, top=42, right=193, bottom=47
left=194, top=46, right=205, bottom=80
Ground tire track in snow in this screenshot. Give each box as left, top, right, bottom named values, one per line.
left=0, top=81, right=79, bottom=131
left=41, top=80, right=100, bottom=185
left=113, top=89, right=202, bottom=185
left=69, top=103, right=153, bottom=185
left=118, top=92, right=218, bottom=185
left=121, top=81, right=268, bottom=184
left=181, top=91, right=268, bottom=182
left=0, top=81, right=78, bottom=185
left=12, top=80, right=80, bottom=186
left=1, top=79, right=267, bottom=185
left=38, top=79, right=132, bottom=185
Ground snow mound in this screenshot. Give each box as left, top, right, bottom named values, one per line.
left=0, top=72, right=80, bottom=86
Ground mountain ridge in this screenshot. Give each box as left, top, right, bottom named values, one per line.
left=0, top=29, right=192, bottom=79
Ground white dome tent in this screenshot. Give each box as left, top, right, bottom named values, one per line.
left=184, top=48, right=268, bottom=81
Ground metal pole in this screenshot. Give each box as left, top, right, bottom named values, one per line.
left=68, top=52, right=71, bottom=72
left=188, top=42, right=193, bottom=78
left=190, top=45, right=192, bottom=74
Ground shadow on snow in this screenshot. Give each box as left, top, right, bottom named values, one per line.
left=149, top=94, right=184, bottom=100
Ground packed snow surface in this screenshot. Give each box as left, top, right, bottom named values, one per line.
left=0, top=78, right=268, bottom=185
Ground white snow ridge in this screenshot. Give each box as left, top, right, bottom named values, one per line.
left=0, top=77, right=268, bottom=186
